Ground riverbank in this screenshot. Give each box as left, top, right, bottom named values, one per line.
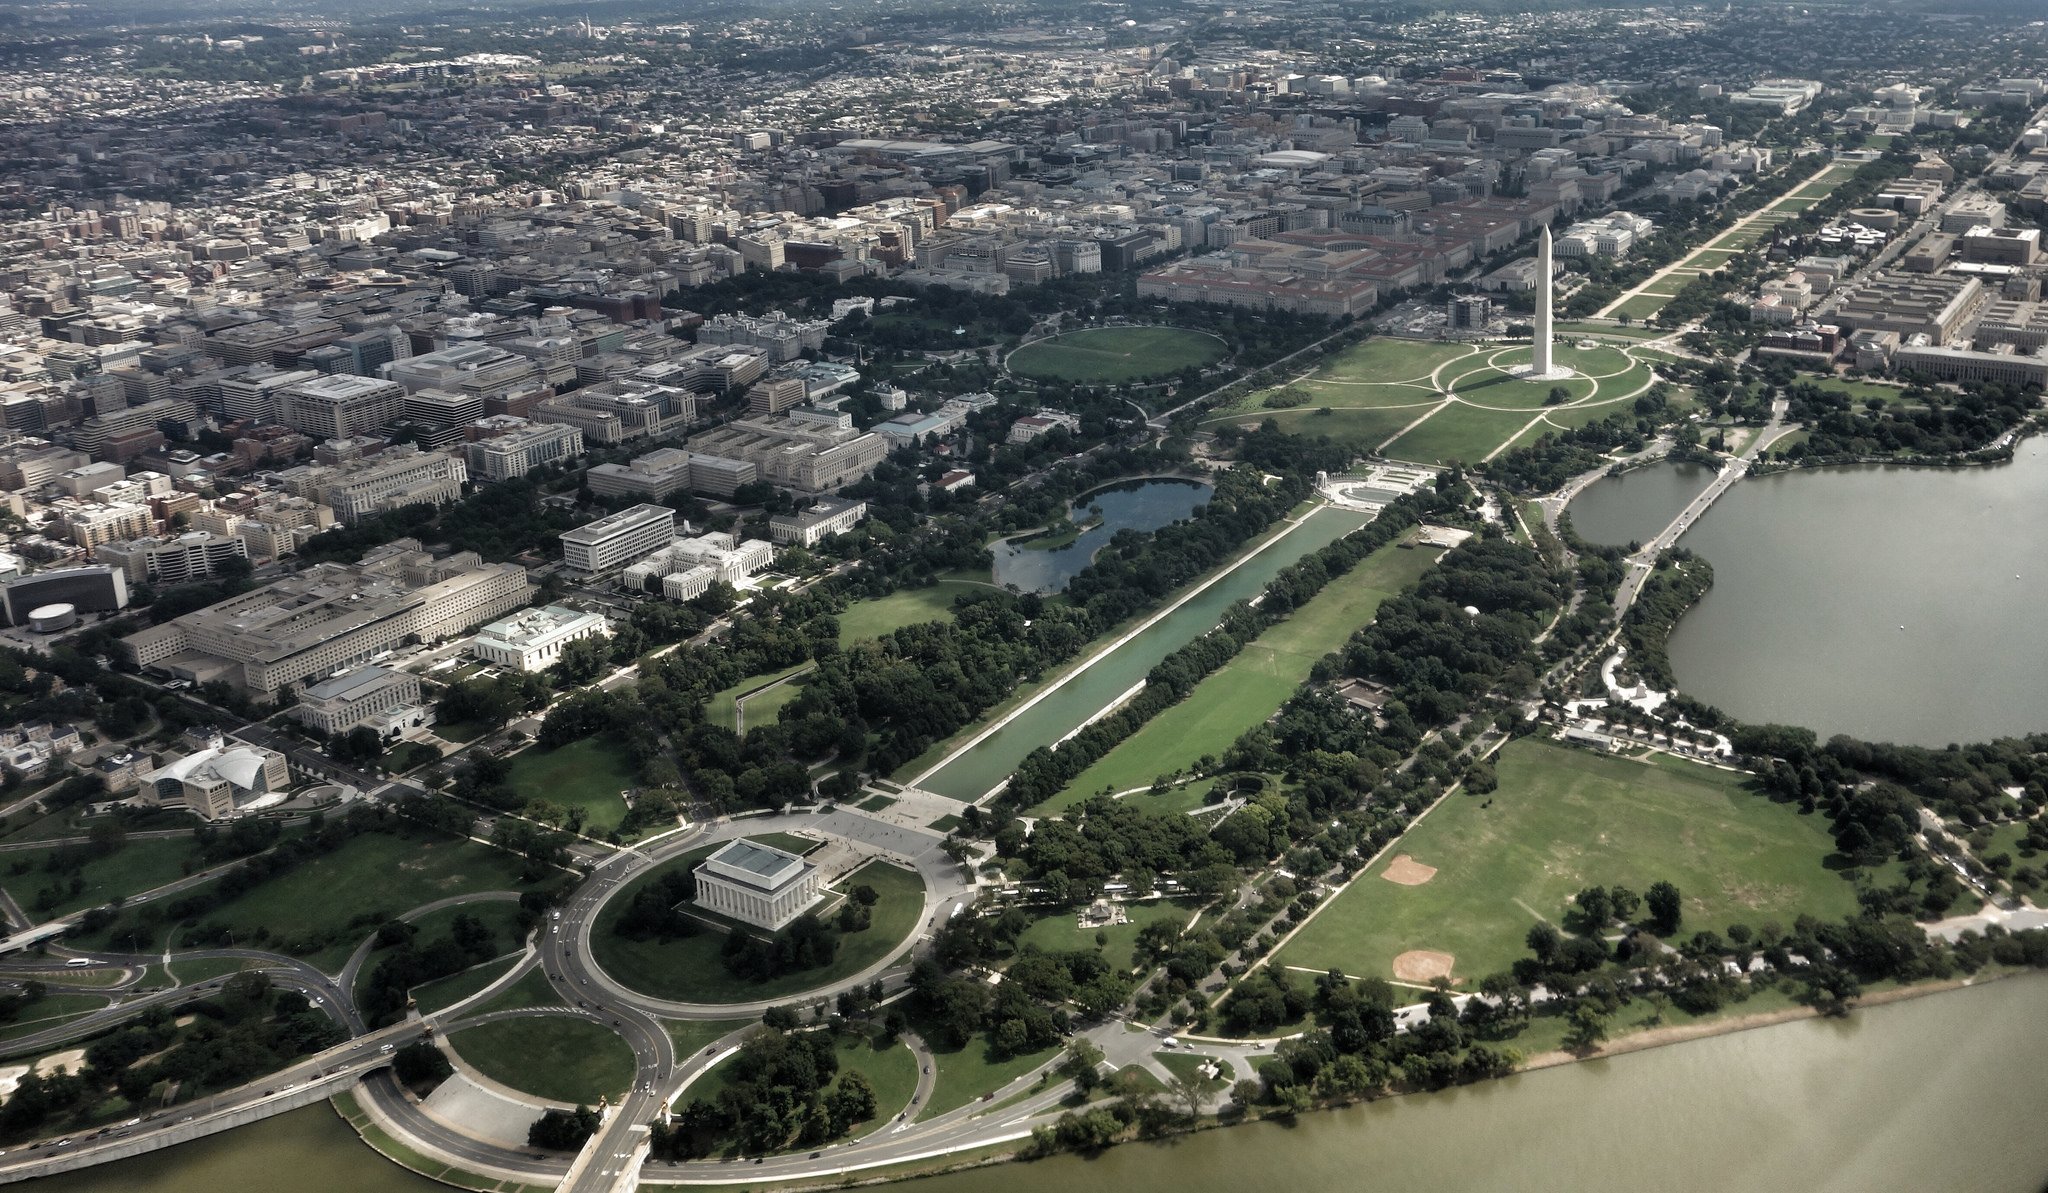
left=612, top=970, right=2033, bottom=1191
left=1746, top=419, right=2036, bottom=476
left=1519, top=970, right=1999, bottom=1072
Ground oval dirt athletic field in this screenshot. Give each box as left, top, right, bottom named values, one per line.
left=1382, top=854, right=1438, bottom=885
left=1393, top=950, right=1455, bottom=983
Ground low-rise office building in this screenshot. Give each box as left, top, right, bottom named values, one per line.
left=140, top=739, right=291, bottom=820
left=279, top=446, right=469, bottom=524
left=291, top=665, right=429, bottom=739
left=768, top=497, right=868, bottom=547
left=469, top=604, right=611, bottom=672
left=98, top=531, right=249, bottom=585
left=560, top=503, right=676, bottom=576
left=465, top=421, right=584, bottom=481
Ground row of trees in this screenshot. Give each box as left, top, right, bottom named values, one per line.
left=999, top=483, right=1463, bottom=811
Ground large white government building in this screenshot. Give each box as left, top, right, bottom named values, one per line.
left=469, top=604, right=611, bottom=672
left=694, top=838, right=823, bottom=931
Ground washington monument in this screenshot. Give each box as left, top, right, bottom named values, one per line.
left=1533, top=225, right=1554, bottom=376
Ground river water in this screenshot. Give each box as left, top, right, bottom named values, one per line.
left=1566, top=460, right=1715, bottom=548
left=41, top=975, right=2048, bottom=1193
left=920, top=504, right=1373, bottom=801
left=992, top=480, right=1211, bottom=595
left=1663, top=442, right=2048, bottom=746
left=902, top=975, right=2048, bottom=1193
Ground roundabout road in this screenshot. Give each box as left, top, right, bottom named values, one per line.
left=554, top=809, right=975, bottom=1021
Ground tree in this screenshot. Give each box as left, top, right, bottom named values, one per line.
left=393, top=1041, right=453, bottom=1088
left=1166, top=1074, right=1208, bottom=1120
left=529, top=1105, right=601, bottom=1150
left=553, top=636, right=611, bottom=686
left=222, top=970, right=272, bottom=1010
left=1563, top=1003, right=1608, bottom=1052
left=1059, top=1038, right=1105, bottom=1093
left=1573, top=886, right=1613, bottom=934
left=827, top=1070, right=878, bottom=1134
left=1645, top=881, right=1683, bottom=935
left=330, top=726, right=385, bottom=768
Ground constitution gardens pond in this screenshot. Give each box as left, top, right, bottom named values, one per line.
left=991, top=478, right=1210, bottom=595
left=1665, top=440, right=2048, bottom=747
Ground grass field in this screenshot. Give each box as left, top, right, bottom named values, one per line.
left=0, top=996, right=111, bottom=1048
left=447, top=1015, right=635, bottom=1105
left=1274, top=738, right=1863, bottom=985
left=1007, top=326, right=1225, bottom=384
left=1611, top=293, right=1674, bottom=321
left=167, top=956, right=259, bottom=984
left=664, top=1018, right=750, bottom=1061
left=410, top=955, right=524, bottom=1017
left=1314, top=338, right=1475, bottom=384
left=1226, top=339, right=1652, bottom=464
left=1213, top=338, right=1474, bottom=422
left=706, top=663, right=812, bottom=732
left=1154, top=1049, right=1233, bottom=1089
left=1799, top=373, right=1915, bottom=405
left=1236, top=405, right=1432, bottom=449
left=1042, top=538, right=1440, bottom=809
left=0, top=836, right=205, bottom=922
left=682, top=1026, right=918, bottom=1145
left=591, top=856, right=924, bottom=1003
left=352, top=899, right=527, bottom=1011
left=918, top=1028, right=1060, bottom=1119
left=836, top=583, right=978, bottom=646
left=1383, top=405, right=1551, bottom=464
left=1011, top=899, right=1201, bottom=975
left=737, top=675, right=810, bottom=733
left=468, top=966, right=563, bottom=1016
left=403, top=899, right=527, bottom=952
left=182, top=830, right=534, bottom=973
left=503, top=738, right=636, bottom=834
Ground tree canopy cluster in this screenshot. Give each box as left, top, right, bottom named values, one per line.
left=655, top=1027, right=883, bottom=1158
left=358, top=912, right=509, bottom=1027
left=1780, top=381, right=2037, bottom=462
left=0, top=972, right=342, bottom=1141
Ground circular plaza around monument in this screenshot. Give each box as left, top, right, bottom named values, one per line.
left=1201, top=333, right=1660, bottom=465
left=1005, top=324, right=1228, bottom=384
left=586, top=833, right=930, bottom=1007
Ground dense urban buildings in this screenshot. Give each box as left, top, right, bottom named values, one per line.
left=2, top=2, right=2048, bottom=1188
left=118, top=540, right=531, bottom=696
